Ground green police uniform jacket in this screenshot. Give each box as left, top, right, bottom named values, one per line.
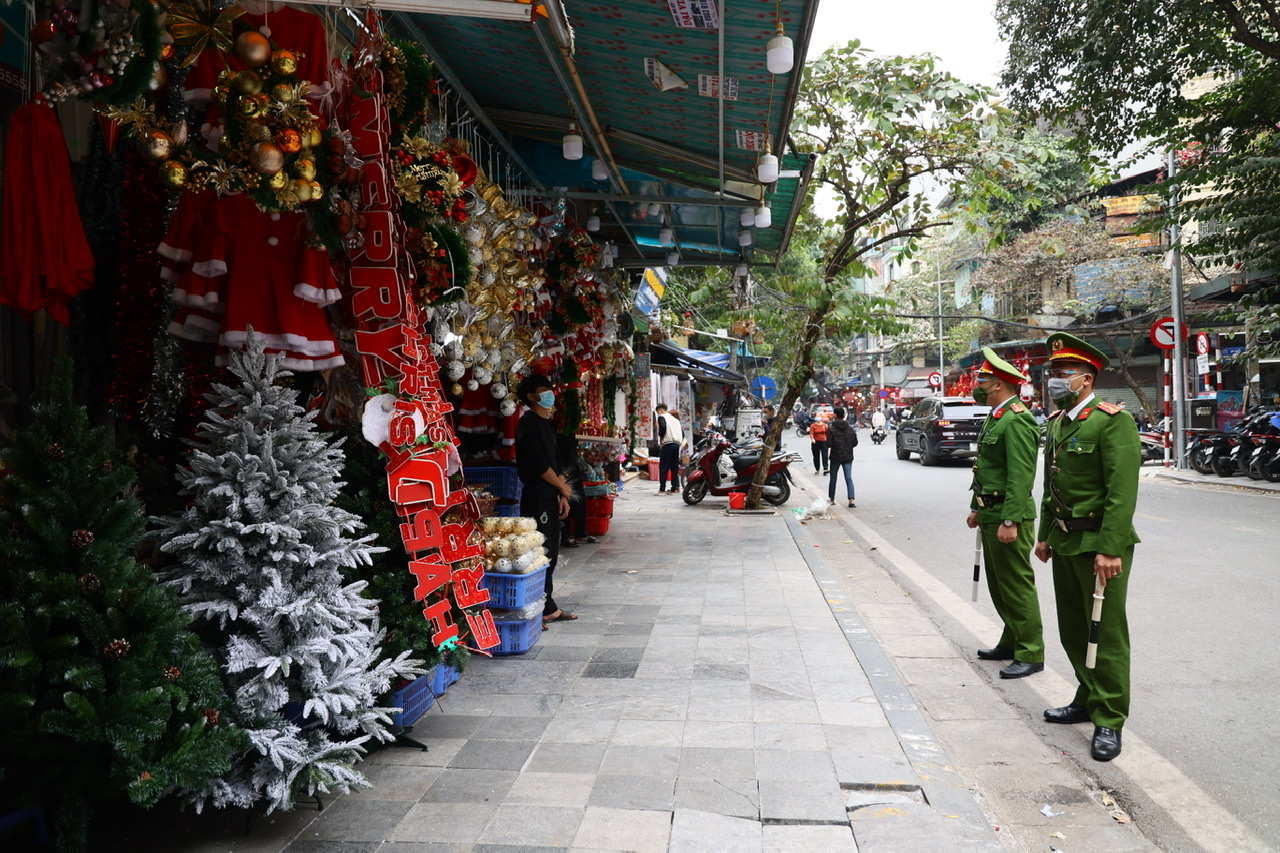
left=970, top=399, right=1039, bottom=523
left=1036, top=398, right=1142, bottom=556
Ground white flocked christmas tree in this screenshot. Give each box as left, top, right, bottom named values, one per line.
left=157, top=334, right=422, bottom=812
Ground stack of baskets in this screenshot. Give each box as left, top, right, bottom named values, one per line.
left=584, top=480, right=615, bottom=536
left=464, top=466, right=522, bottom=516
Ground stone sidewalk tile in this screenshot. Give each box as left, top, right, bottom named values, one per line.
left=572, top=806, right=673, bottom=852
left=472, top=804, right=582, bottom=846
left=669, top=808, right=762, bottom=851
left=762, top=823, right=859, bottom=852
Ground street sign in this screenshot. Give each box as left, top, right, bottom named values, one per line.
left=1195, top=333, right=1210, bottom=356
left=1196, top=354, right=1210, bottom=375
left=878, top=389, right=889, bottom=399
left=1149, top=316, right=1187, bottom=350
left=750, top=375, right=776, bottom=400
left=927, top=372, right=942, bottom=388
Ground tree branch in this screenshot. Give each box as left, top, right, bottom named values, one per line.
left=1209, top=0, right=1280, bottom=60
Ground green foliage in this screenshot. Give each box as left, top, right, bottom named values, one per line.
left=0, top=361, right=243, bottom=852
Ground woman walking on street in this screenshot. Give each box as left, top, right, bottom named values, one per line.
left=828, top=407, right=858, bottom=507
left=656, top=405, right=685, bottom=494
left=809, top=415, right=829, bottom=475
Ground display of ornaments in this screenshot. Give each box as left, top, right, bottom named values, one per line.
left=479, top=518, right=548, bottom=575
left=33, top=0, right=166, bottom=106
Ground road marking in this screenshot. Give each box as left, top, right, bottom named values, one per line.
left=839, top=514, right=1271, bottom=853
left=1135, top=511, right=1172, bottom=523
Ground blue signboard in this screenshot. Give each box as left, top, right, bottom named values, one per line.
left=751, top=376, right=777, bottom=400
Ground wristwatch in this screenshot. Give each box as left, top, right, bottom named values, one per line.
left=1001, top=520, right=1016, bottom=528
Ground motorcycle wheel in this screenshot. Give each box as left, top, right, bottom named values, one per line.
left=762, top=474, right=791, bottom=506
left=895, top=437, right=911, bottom=461
left=1189, top=446, right=1214, bottom=474
left=1209, top=455, right=1236, bottom=477
left=681, top=480, right=707, bottom=505
left=1247, top=456, right=1267, bottom=480
left=1266, top=459, right=1280, bottom=483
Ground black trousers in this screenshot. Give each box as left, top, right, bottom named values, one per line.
left=520, top=493, right=561, bottom=616
left=811, top=441, right=829, bottom=472
left=564, top=490, right=587, bottom=540
left=659, top=443, right=681, bottom=490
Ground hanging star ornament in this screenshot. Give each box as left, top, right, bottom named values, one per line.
left=164, top=1, right=247, bottom=68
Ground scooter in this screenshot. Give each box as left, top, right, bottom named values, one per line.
left=682, top=436, right=798, bottom=506
left=1137, top=431, right=1166, bottom=463
left=870, top=426, right=887, bottom=445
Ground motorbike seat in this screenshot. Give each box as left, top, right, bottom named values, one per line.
left=732, top=454, right=760, bottom=471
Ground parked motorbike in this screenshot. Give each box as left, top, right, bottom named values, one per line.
left=1191, top=409, right=1280, bottom=477
left=870, top=426, right=887, bottom=445
left=682, top=434, right=797, bottom=506
left=1138, top=431, right=1166, bottom=463
left=1184, top=428, right=1222, bottom=474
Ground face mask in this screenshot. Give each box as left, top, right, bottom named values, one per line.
left=971, top=385, right=990, bottom=406
left=1046, top=376, right=1081, bottom=408
left=537, top=390, right=556, bottom=409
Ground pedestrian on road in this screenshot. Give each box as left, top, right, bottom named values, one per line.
left=827, top=407, right=858, bottom=507
left=809, top=416, right=829, bottom=475
left=515, top=374, right=577, bottom=624
left=871, top=408, right=887, bottom=431
left=967, top=348, right=1045, bottom=680
left=1034, top=332, right=1141, bottom=762
left=655, top=405, right=685, bottom=494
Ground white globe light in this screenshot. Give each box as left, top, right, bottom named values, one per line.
left=610, top=243, right=620, bottom=258
left=756, top=151, right=779, bottom=183
left=648, top=202, right=662, bottom=217
left=739, top=208, right=755, bottom=228
left=754, top=203, right=772, bottom=229
left=659, top=227, right=674, bottom=246
left=591, top=158, right=608, bottom=181
left=767, top=30, right=794, bottom=75
left=562, top=130, right=583, bottom=160
left=587, top=215, right=600, bottom=232
left=735, top=263, right=749, bottom=277
left=738, top=229, right=753, bottom=247
left=667, top=251, right=680, bottom=267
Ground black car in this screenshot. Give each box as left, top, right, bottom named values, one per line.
left=895, top=396, right=990, bottom=466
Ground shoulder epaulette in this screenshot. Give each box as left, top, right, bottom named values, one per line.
left=1096, top=401, right=1122, bottom=415
left=1010, top=402, right=1026, bottom=413
left=992, top=407, right=1005, bottom=419
left=1048, top=410, right=1064, bottom=420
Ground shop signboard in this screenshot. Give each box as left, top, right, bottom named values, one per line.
left=667, top=0, right=719, bottom=29
left=634, top=267, right=665, bottom=316
left=697, top=74, right=738, bottom=100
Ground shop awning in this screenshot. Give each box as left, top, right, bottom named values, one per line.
left=649, top=341, right=747, bottom=384
left=385, top=0, right=820, bottom=271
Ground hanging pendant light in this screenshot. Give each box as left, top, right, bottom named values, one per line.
left=756, top=144, right=779, bottom=184
left=739, top=207, right=755, bottom=228
left=738, top=229, right=753, bottom=247
left=586, top=212, right=600, bottom=232
left=767, top=20, right=794, bottom=75
left=735, top=263, right=749, bottom=278
left=610, top=243, right=620, bottom=258
left=562, top=121, right=583, bottom=160
left=667, top=251, right=680, bottom=267
left=754, top=201, right=772, bottom=230
left=659, top=225, right=674, bottom=246
left=647, top=202, right=662, bottom=217
left=591, top=158, right=608, bottom=181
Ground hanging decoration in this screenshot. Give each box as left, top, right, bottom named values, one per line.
left=31, top=0, right=167, bottom=105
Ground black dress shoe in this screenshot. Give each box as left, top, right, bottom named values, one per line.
left=1091, top=726, right=1122, bottom=761
left=976, top=646, right=1014, bottom=661
left=999, top=660, right=1044, bottom=679
left=1043, top=703, right=1091, bottom=724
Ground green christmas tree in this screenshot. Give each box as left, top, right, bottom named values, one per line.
left=0, top=361, right=244, bottom=853
left=155, top=335, right=422, bottom=813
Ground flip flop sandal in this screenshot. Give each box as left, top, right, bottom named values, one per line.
left=543, top=611, right=579, bottom=623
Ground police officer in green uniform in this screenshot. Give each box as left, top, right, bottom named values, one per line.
left=1034, top=332, right=1141, bottom=762
left=967, top=348, right=1045, bottom=678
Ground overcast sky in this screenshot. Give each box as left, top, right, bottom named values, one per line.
left=807, top=1, right=1004, bottom=89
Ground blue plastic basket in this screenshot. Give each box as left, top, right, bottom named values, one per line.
left=481, top=566, right=548, bottom=610
left=430, top=664, right=449, bottom=696
left=388, top=672, right=435, bottom=727
left=464, top=466, right=523, bottom=501
left=493, top=615, right=542, bottom=655
left=495, top=502, right=521, bottom=517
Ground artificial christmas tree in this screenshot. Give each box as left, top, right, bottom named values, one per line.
left=0, top=361, right=243, bottom=853
left=155, top=334, right=422, bottom=813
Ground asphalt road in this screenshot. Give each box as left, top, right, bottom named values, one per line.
left=815, top=429, right=1280, bottom=851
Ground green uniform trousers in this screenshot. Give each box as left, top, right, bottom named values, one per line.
left=1052, top=546, right=1132, bottom=730
left=980, top=520, right=1044, bottom=663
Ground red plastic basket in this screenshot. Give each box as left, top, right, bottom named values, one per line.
left=586, top=515, right=610, bottom=536
left=585, top=495, right=614, bottom=518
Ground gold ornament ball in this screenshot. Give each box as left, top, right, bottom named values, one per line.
left=158, top=160, right=188, bottom=189
left=249, top=142, right=285, bottom=176
left=212, top=84, right=230, bottom=106
left=275, top=128, right=302, bottom=154
left=290, top=178, right=313, bottom=202
left=451, top=383, right=464, bottom=397
left=268, top=171, right=289, bottom=189
left=271, top=83, right=295, bottom=103
left=270, top=49, right=298, bottom=77
left=293, top=158, right=316, bottom=181
left=234, top=31, right=272, bottom=68
left=236, top=96, right=262, bottom=119
left=231, top=70, right=262, bottom=95
left=138, top=130, right=174, bottom=162
left=309, top=180, right=323, bottom=201
left=302, top=127, right=322, bottom=149
left=147, top=63, right=168, bottom=93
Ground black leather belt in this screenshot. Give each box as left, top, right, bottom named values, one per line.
left=974, top=494, right=1005, bottom=508
left=1055, top=516, right=1101, bottom=532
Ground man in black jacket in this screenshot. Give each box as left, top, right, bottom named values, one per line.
left=827, top=407, right=858, bottom=508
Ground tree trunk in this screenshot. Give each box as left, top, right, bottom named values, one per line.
left=1098, top=328, right=1157, bottom=423
left=745, top=299, right=831, bottom=508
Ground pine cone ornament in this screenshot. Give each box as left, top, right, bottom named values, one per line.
left=71, top=529, right=95, bottom=549
left=47, top=443, right=64, bottom=459
left=103, top=638, right=131, bottom=660
left=163, top=665, right=182, bottom=680
left=203, top=707, right=220, bottom=728
left=78, top=573, right=102, bottom=593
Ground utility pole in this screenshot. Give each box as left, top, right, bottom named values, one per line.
left=936, top=259, right=945, bottom=395
left=1168, top=151, right=1189, bottom=470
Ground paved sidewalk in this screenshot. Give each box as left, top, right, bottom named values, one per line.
left=105, top=471, right=1151, bottom=852
left=1144, top=464, right=1280, bottom=493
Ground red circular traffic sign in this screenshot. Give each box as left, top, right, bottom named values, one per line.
left=927, top=372, right=942, bottom=388
left=1195, top=333, right=1210, bottom=355
left=1149, top=317, right=1187, bottom=350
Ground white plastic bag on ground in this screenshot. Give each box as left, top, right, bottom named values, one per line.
left=808, top=497, right=831, bottom=516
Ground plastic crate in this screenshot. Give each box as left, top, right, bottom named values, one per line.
left=430, top=664, right=449, bottom=696
left=388, top=672, right=435, bottom=727
left=481, top=565, right=548, bottom=609
left=586, top=495, right=614, bottom=519
left=495, top=502, right=521, bottom=517
left=464, top=466, right=523, bottom=501
left=586, top=515, right=610, bottom=537
left=493, top=614, right=542, bottom=655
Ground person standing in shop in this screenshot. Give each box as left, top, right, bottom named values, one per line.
left=515, top=375, right=577, bottom=624
left=655, top=404, right=686, bottom=494
left=809, top=414, right=829, bottom=475
left=827, top=407, right=858, bottom=507
left=966, top=347, right=1044, bottom=680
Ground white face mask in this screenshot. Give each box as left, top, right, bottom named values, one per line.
left=1047, top=375, right=1083, bottom=408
